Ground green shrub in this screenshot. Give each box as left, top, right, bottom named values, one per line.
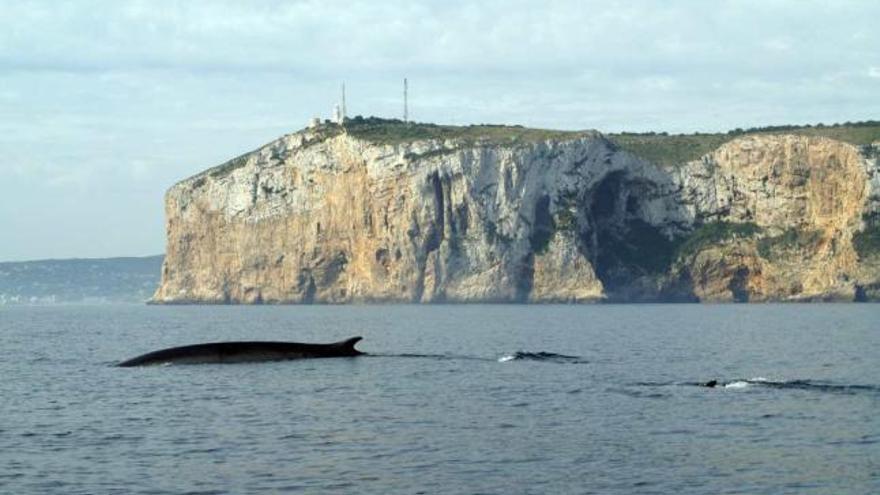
left=676, top=221, right=762, bottom=258
left=208, top=151, right=253, bottom=179
left=553, top=190, right=579, bottom=233
left=853, top=225, right=880, bottom=259
left=342, top=117, right=584, bottom=146
left=609, top=121, right=880, bottom=167
left=554, top=208, right=577, bottom=232
left=608, top=134, right=731, bottom=167
left=757, top=228, right=822, bottom=260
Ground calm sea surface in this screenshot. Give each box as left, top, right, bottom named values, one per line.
left=1, top=304, right=878, bottom=494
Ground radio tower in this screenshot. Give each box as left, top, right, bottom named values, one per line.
left=341, top=82, right=346, bottom=123
left=403, top=78, right=408, bottom=123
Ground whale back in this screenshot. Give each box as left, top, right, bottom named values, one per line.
left=117, top=336, right=365, bottom=366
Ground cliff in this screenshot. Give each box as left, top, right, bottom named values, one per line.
left=151, top=119, right=880, bottom=303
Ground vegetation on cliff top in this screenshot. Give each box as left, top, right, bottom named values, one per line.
left=203, top=118, right=879, bottom=181
left=337, top=117, right=879, bottom=164
left=609, top=120, right=880, bottom=167
left=342, top=116, right=585, bottom=145
left=207, top=150, right=254, bottom=179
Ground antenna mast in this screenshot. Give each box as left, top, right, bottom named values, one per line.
left=403, top=78, right=408, bottom=123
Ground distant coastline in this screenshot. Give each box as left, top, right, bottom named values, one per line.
left=0, top=255, right=163, bottom=305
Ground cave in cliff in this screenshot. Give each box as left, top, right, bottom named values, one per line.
left=581, top=171, right=677, bottom=299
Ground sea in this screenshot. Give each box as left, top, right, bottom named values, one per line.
left=1, top=304, right=878, bottom=494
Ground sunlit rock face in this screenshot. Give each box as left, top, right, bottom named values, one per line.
left=152, top=126, right=880, bottom=304
left=668, top=136, right=880, bottom=302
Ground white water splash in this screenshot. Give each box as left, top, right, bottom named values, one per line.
left=724, top=380, right=750, bottom=389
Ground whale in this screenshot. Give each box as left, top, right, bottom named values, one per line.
left=117, top=336, right=364, bottom=367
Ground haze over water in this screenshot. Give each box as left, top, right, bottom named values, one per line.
left=1, top=304, right=877, bottom=494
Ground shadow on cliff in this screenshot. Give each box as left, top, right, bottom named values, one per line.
left=575, top=169, right=699, bottom=302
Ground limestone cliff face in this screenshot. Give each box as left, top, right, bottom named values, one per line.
left=152, top=125, right=880, bottom=304
left=669, top=136, right=880, bottom=301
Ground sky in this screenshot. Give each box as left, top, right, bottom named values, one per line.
left=2, top=0, right=878, bottom=261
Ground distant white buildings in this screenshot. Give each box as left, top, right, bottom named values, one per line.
left=308, top=79, right=415, bottom=127
left=308, top=83, right=347, bottom=127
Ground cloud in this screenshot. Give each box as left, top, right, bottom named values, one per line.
left=0, top=1, right=868, bottom=77
left=1, top=0, right=878, bottom=260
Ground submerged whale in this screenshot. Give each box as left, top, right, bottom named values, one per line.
left=117, top=336, right=364, bottom=367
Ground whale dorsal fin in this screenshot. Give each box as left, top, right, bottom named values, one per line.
left=338, top=336, right=364, bottom=355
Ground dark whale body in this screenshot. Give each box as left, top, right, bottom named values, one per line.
left=117, top=336, right=364, bottom=367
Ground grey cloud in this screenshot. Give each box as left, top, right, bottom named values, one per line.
left=0, top=0, right=878, bottom=260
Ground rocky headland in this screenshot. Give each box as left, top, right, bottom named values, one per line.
left=151, top=118, right=880, bottom=303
